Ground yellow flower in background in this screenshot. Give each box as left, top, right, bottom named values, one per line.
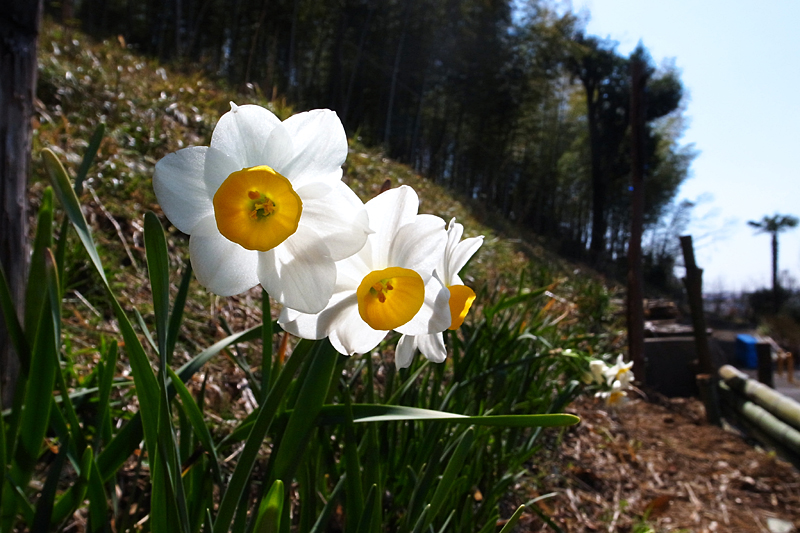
left=153, top=103, right=370, bottom=313
left=395, top=218, right=483, bottom=369
left=279, top=185, right=450, bottom=356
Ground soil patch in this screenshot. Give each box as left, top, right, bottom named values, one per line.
left=526, top=396, right=800, bottom=532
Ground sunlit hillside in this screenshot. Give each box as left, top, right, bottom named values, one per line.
left=32, top=20, right=620, bottom=331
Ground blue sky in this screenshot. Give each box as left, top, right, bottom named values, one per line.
left=567, top=0, right=800, bottom=291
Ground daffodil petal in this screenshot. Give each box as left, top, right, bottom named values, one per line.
left=280, top=292, right=387, bottom=356
left=153, top=146, right=214, bottom=234
left=328, top=304, right=388, bottom=355
left=202, top=146, right=243, bottom=200
left=278, top=291, right=353, bottom=341
left=447, top=236, right=483, bottom=285
left=276, top=109, right=347, bottom=189
left=260, top=121, right=295, bottom=175
left=257, top=225, right=336, bottom=313
left=390, top=214, right=447, bottom=279
left=416, top=333, right=446, bottom=363
left=395, top=335, right=417, bottom=369
left=294, top=180, right=333, bottom=200
left=396, top=332, right=446, bottom=369
left=334, top=254, right=372, bottom=291
left=210, top=103, right=282, bottom=169
left=394, top=274, right=450, bottom=335
left=188, top=216, right=259, bottom=296
left=445, top=218, right=464, bottom=246
left=299, top=181, right=371, bottom=260
left=365, top=186, right=419, bottom=267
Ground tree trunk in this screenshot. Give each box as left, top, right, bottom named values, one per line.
left=585, top=84, right=607, bottom=264
left=287, top=0, right=300, bottom=100
left=343, top=6, right=374, bottom=125
left=0, top=0, right=42, bottom=406
left=627, top=58, right=646, bottom=383
left=383, top=2, right=410, bottom=147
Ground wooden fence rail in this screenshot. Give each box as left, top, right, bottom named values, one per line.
left=718, top=364, right=800, bottom=467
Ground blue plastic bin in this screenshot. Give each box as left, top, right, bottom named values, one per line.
left=735, top=334, right=758, bottom=368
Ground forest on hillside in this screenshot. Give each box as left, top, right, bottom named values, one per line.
left=52, top=0, right=696, bottom=285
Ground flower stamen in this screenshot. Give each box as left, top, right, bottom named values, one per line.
left=248, top=194, right=276, bottom=219
left=371, top=280, right=396, bottom=303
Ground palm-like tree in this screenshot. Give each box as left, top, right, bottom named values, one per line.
left=748, top=213, right=799, bottom=312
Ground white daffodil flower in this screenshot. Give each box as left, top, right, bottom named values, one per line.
left=603, top=354, right=634, bottom=388
left=153, top=103, right=370, bottom=313
left=589, top=359, right=609, bottom=385
left=395, top=218, right=483, bottom=369
left=279, top=186, right=451, bottom=356
left=595, top=379, right=627, bottom=406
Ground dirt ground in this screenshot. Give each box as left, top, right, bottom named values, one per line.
left=521, top=396, right=800, bottom=532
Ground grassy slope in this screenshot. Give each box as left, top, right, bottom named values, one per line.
left=32, top=20, right=622, bottom=362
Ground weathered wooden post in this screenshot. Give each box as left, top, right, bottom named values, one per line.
left=697, top=374, right=721, bottom=425
left=680, top=235, right=714, bottom=375
left=680, top=235, right=718, bottom=424
left=757, top=342, right=773, bottom=388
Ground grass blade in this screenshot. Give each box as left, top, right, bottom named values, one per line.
left=85, top=452, right=110, bottom=531
left=74, top=123, right=105, bottom=196
left=24, top=187, right=54, bottom=355
left=144, top=211, right=170, bottom=363
left=94, top=325, right=263, bottom=481
left=51, top=446, right=93, bottom=527
left=309, top=475, right=346, bottom=533
left=267, top=340, right=338, bottom=486
left=32, top=439, right=68, bottom=531
left=212, top=338, right=316, bottom=533
left=166, top=260, right=192, bottom=364
left=43, top=149, right=106, bottom=285
left=498, top=505, right=526, bottom=533
left=261, top=289, right=273, bottom=400
left=354, top=484, right=377, bottom=533
left=342, top=389, right=363, bottom=530
left=14, top=251, right=59, bottom=476
left=425, top=427, right=475, bottom=529
left=168, top=367, right=222, bottom=483
left=253, top=479, right=284, bottom=533
left=312, top=404, right=580, bottom=427
left=95, top=341, right=119, bottom=450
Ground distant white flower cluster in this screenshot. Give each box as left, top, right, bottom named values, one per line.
left=154, top=103, right=482, bottom=368
left=588, top=355, right=634, bottom=406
